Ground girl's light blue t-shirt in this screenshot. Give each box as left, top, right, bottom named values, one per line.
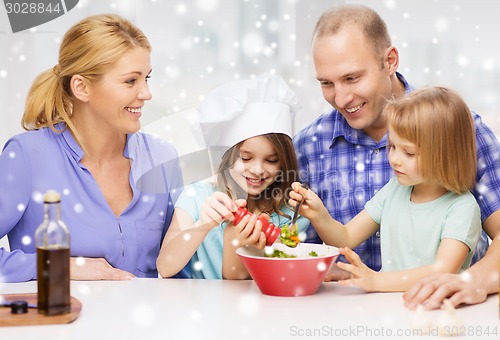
left=365, top=178, right=481, bottom=272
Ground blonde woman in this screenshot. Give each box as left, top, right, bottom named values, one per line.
left=0, top=14, right=182, bottom=282
left=290, top=87, right=482, bottom=292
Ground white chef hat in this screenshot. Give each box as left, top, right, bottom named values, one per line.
left=197, top=73, right=301, bottom=154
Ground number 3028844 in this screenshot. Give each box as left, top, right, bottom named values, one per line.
left=5, top=2, right=62, bottom=14
left=442, top=325, right=498, bottom=337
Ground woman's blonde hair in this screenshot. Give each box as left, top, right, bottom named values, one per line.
left=385, top=86, right=477, bottom=194
left=216, top=133, right=299, bottom=218
left=22, top=14, right=151, bottom=132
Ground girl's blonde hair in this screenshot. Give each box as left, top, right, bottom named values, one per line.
left=216, top=133, right=299, bottom=218
left=22, top=14, right=151, bottom=133
left=385, top=86, right=477, bottom=194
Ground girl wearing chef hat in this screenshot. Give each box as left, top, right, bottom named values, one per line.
left=157, top=73, right=309, bottom=279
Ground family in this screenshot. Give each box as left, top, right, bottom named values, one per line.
left=0, top=5, right=498, bottom=311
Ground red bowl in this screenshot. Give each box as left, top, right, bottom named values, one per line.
left=236, top=243, right=339, bottom=297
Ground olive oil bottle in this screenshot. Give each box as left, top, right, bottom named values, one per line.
left=35, top=190, right=71, bottom=316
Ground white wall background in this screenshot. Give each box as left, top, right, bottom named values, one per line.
left=1, top=0, right=499, bottom=150
left=0, top=0, right=499, bottom=250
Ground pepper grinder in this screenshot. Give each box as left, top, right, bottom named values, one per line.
left=232, top=207, right=281, bottom=246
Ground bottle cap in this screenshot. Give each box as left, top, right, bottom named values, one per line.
left=10, top=300, right=28, bottom=314
left=44, top=190, right=61, bottom=203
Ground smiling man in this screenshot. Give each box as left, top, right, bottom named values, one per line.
left=293, top=4, right=500, bottom=275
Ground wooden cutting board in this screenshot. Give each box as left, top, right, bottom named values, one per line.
left=0, top=293, right=82, bottom=326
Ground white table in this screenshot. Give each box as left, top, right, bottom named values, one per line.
left=0, top=279, right=498, bottom=339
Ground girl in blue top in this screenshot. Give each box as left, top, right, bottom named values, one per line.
left=157, top=74, right=309, bottom=279
left=290, top=87, right=481, bottom=292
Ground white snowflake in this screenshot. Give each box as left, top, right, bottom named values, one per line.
left=186, top=187, right=197, bottom=197
left=76, top=283, right=91, bottom=296
left=482, top=58, right=495, bottom=71
left=434, top=17, right=449, bottom=33
left=32, top=191, right=43, bottom=203
left=384, top=0, right=398, bottom=10
left=456, top=55, right=469, bottom=67
left=131, top=303, right=156, bottom=327
left=195, top=0, right=218, bottom=12
left=264, top=246, right=274, bottom=256
left=190, top=310, right=202, bottom=321
left=475, top=183, right=487, bottom=194
left=74, top=203, right=84, bottom=213
left=22, top=235, right=31, bottom=246
left=316, top=262, right=327, bottom=272
left=176, top=3, right=188, bottom=15
left=193, top=261, right=203, bottom=271
left=75, top=257, right=85, bottom=266
left=459, top=271, right=473, bottom=282
left=242, top=33, right=263, bottom=56
left=294, top=286, right=305, bottom=296
left=298, top=232, right=306, bottom=241
left=237, top=292, right=261, bottom=316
